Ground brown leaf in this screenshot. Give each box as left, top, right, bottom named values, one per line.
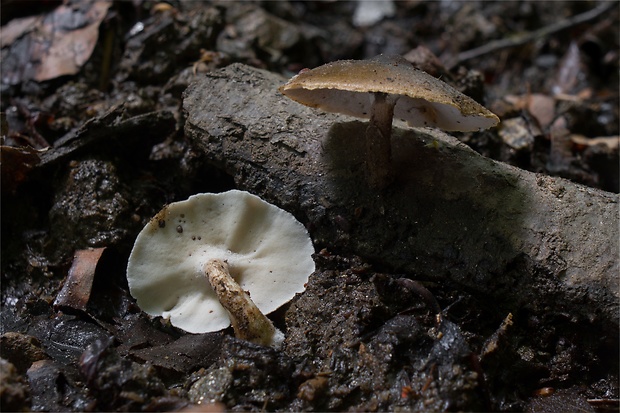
left=527, top=93, right=556, bottom=130
left=0, top=15, right=40, bottom=48
left=0, top=1, right=111, bottom=85
left=53, top=247, right=106, bottom=312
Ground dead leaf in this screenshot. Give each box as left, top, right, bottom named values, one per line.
left=492, top=93, right=556, bottom=130
left=1, top=0, right=111, bottom=85
left=527, top=93, right=556, bottom=130
left=0, top=15, right=40, bottom=48
left=552, top=41, right=583, bottom=96
left=570, top=135, right=619, bottom=151
left=504, top=94, right=526, bottom=108
left=53, top=247, right=106, bottom=312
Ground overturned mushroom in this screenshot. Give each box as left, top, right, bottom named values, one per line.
left=126, top=190, right=315, bottom=347
left=204, top=258, right=283, bottom=346
left=279, top=54, right=500, bottom=187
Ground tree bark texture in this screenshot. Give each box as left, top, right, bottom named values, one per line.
left=183, top=64, right=619, bottom=332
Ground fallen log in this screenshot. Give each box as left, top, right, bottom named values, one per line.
left=183, top=63, right=619, bottom=332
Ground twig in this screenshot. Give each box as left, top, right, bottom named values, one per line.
left=448, top=2, right=618, bottom=69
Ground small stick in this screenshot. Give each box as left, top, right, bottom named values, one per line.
left=204, top=258, right=284, bottom=347
left=448, top=2, right=617, bottom=69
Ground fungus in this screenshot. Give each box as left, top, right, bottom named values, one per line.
left=126, top=190, right=315, bottom=347
left=279, top=54, right=500, bottom=187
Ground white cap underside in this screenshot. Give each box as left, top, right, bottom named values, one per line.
left=127, top=190, right=315, bottom=334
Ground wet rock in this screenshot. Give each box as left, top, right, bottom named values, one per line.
left=284, top=255, right=483, bottom=411
left=188, top=367, right=233, bottom=405
left=26, top=360, right=64, bottom=410
left=48, top=159, right=131, bottom=258
left=222, top=337, right=294, bottom=408
left=27, top=359, right=91, bottom=412
left=188, top=336, right=294, bottom=410
left=79, top=337, right=166, bottom=411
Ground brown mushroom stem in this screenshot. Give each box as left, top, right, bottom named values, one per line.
left=366, top=92, right=395, bottom=188
left=204, top=258, right=284, bottom=347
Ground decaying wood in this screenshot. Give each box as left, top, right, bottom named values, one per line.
left=183, top=64, right=618, bottom=332
left=39, top=105, right=176, bottom=168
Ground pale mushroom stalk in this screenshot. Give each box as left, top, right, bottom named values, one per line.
left=204, top=258, right=284, bottom=348
left=366, top=92, right=396, bottom=188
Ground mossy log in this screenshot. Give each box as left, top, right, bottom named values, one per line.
left=183, top=63, right=618, bottom=333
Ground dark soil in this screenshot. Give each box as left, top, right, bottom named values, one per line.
left=1, top=1, right=618, bottom=412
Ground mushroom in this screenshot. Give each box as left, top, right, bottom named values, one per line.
left=279, top=54, right=500, bottom=187
left=126, top=190, right=315, bottom=347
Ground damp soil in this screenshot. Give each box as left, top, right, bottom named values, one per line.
left=1, top=1, right=618, bottom=412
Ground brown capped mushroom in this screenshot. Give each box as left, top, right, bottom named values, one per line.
left=279, top=54, right=500, bottom=188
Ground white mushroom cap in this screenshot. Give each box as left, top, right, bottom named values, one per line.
left=279, top=54, right=500, bottom=132
left=126, top=190, right=315, bottom=334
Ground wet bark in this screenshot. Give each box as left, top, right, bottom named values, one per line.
left=183, top=63, right=619, bottom=333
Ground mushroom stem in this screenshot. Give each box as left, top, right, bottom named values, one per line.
left=204, top=258, right=284, bottom=347
left=366, top=92, right=395, bottom=188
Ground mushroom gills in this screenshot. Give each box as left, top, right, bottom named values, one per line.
left=285, top=87, right=496, bottom=132
left=395, top=97, right=498, bottom=131
left=283, top=88, right=374, bottom=118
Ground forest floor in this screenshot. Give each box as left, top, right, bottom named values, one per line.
left=1, top=1, right=618, bottom=412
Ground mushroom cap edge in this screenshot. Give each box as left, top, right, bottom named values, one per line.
left=279, top=55, right=500, bottom=132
